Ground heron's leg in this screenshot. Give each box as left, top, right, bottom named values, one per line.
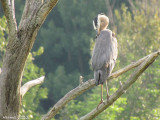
left=97, top=84, right=105, bottom=109
left=101, top=84, right=104, bottom=102
left=105, top=80, right=110, bottom=100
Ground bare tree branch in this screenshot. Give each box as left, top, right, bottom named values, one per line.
left=0, top=0, right=17, bottom=36
left=79, top=51, right=160, bottom=120
left=20, top=76, right=45, bottom=98
left=42, top=51, right=159, bottom=120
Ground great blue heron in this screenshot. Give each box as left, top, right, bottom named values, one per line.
left=91, top=13, right=118, bottom=106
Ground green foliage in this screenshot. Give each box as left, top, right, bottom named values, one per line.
left=114, top=3, right=160, bottom=120
left=45, top=66, right=80, bottom=104
left=33, top=46, right=44, bottom=56
left=115, top=3, right=160, bottom=59
left=34, top=0, right=112, bottom=74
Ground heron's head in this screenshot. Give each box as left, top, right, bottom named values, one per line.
left=93, top=13, right=109, bottom=35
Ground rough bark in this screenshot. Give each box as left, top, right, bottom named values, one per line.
left=0, top=0, right=58, bottom=119
left=42, top=51, right=159, bottom=120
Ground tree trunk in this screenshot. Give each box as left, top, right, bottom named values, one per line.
left=0, top=0, right=58, bottom=119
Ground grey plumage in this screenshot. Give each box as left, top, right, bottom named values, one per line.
left=91, top=29, right=118, bottom=85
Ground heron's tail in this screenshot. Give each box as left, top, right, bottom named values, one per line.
left=94, top=69, right=110, bottom=86
left=94, top=70, right=103, bottom=86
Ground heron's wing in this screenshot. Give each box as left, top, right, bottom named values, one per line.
left=91, top=29, right=118, bottom=70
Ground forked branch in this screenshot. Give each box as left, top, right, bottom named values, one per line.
left=42, top=51, right=160, bottom=120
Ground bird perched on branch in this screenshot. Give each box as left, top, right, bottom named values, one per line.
left=91, top=13, right=118, bottom=106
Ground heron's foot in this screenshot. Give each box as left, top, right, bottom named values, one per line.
left=97, top=99, right=105, bottom=110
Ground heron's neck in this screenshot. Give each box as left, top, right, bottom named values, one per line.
left=100, top=28, right=107, bottom=32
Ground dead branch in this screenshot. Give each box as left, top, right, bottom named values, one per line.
left=79, top=51, right=160, bottom=120
left=20, top=76, right=45, bottom=98
left=42, top=51, right=160, bottom=120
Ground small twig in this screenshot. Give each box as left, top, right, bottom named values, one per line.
left=20, top=76, right=45, bottom=98
left=79, top=76, right=84, bottom=85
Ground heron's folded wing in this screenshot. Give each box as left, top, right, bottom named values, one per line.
left=91, top=30, right=114, bottom=70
